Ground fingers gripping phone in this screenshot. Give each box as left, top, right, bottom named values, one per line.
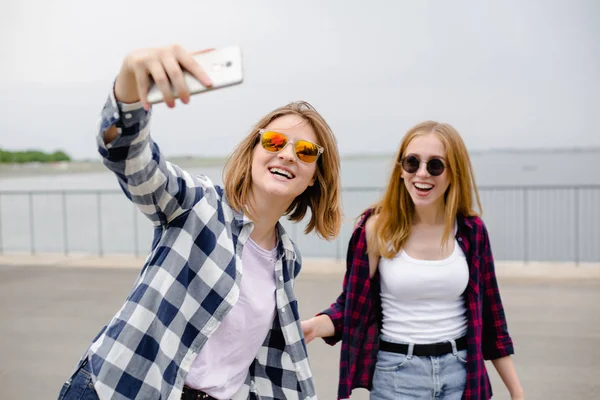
left=146, top=45, right=244, bottom=104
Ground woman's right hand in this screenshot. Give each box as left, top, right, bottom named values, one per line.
left=301, top=315, right=335, bottom=344
left=114, top=44, right=213, bottom=110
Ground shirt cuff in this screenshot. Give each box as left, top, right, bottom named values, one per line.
left=316, top=309, right=343, bottom=345
left=97, top=81, right=151, bottom=150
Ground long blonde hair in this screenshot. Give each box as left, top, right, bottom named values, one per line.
left=223, top=101, right=342, bottom=241
left=369, top=121, right=482, bottom=258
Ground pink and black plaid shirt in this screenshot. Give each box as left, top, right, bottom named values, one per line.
left=319, top=209, right=514, bottom=400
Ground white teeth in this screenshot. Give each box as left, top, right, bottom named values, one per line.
left=415, top=183, right=433, bottom=190
left=269, top=167, right=293, bottom=179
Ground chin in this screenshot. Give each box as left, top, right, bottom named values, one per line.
left=263, top=184, right=299, bottom=199
left=409, top=190, right=443, bottom=207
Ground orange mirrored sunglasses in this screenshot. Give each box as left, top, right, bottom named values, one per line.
left=259, top=129, right=324, bottom=164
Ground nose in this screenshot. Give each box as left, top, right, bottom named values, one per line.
left=415, top=161, right=429, bottom=177
left=278, top=142, right=297, bottom=163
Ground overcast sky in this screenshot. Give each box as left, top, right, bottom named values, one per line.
left=1, top=0, right=598, bottom=160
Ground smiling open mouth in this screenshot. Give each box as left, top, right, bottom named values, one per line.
left=269, top=167, right=294, bottom=179
left=414, top=183, right=433, bottom=192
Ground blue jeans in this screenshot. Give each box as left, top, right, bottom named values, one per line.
left=370, top=334, right=467, bottom=400
left=57, top=357, right=100, bottom=400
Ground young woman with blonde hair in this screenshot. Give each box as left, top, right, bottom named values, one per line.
left=57, top=44, right=342, bottom=400
left=302, top=121, right=524, bottom=399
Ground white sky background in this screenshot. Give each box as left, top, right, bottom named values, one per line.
left=0, top=0, right=598, bottom=160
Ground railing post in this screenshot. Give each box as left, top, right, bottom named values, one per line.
left=97, top=192, right=103, bottom=257
left=62, top=191, right=69, bottom=256
left=574, top=188, right=580, bottom=266
left=29, top=192, right=35, bottom=255
left=523, top=188, right=528, bottom=264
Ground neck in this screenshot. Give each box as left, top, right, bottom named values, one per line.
left=247, top=190, right=292, bottom=250
left=413, top=201, right=446, bottom=226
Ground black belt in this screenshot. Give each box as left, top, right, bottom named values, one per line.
left=379, top=336, right=467, bottom=357
left=181, top=386, right=218, bottom=400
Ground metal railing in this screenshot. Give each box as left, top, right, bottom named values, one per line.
left=0, top=185, right=598, bottom=263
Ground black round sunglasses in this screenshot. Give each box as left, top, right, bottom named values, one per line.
left=400, top=155, right=446, bottom=177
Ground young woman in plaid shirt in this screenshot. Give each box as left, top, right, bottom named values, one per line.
left=303, top=122, right=524, bottom=399
left=57, top=44, right=342, bottom=400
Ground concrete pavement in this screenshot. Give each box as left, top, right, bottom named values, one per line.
left=1, top=257, right=599, bottom=399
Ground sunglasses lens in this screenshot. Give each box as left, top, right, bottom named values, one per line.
left=295, top=140, right=320, bottom=163
left=402, top=155, right=420, bottom=173
left=428, top=159, right=445, bottom=176
left=261, top=131, right=288, bottom=152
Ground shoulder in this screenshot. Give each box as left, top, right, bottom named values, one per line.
left=353, top=207, right=376, bottom=230
left=457, top=214, right=487, bottom=236
left=364, top=213, right=378, bottom=240
left=347, top=208, right=375, bottom=245
left=458, top=215, right=493, bottom=257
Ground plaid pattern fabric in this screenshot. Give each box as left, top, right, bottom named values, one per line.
left=82, top=90, right=316, bottom=400
left=319, top=209, right=514, bottom=400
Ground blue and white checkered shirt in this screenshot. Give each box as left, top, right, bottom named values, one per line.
left=84, top=89, right=317, bottom=400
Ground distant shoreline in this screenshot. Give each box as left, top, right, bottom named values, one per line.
left=1, top=147, right=599, bottom=178
left=0, top=157, right=226, bottom=178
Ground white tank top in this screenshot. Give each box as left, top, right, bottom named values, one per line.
left=379, top=233, right=469, bottom=344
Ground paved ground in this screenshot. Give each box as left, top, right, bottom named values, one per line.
left=1, top=261, right=599, bottom=399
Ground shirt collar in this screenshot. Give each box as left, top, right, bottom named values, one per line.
left=224, top=193, right=297, bottom=261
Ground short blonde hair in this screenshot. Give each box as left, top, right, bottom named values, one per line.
left=223, top=101, right=342, bottom=241
left=370, top=121, right=482, bottom=258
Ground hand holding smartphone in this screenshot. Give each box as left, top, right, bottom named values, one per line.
left=146, top=45, right=243, bottom=105
left=114, top=44, right=243, bottom=109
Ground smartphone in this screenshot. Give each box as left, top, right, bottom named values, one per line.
left=146, top=45, right=244, bottom=104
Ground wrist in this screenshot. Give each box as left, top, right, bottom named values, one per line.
left=114, top=62, right=140, bottom=104
left=314, top=314, right=334, bottom=338
left=310, top=316, right=323, bottom=338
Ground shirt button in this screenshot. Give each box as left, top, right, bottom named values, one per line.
left=281, top=308, right=286, bottom=313
left=278, top=276, right=284, bottom=281
left=125, top=113, right=133, bottom=119
left=458, top=238, right=462, bottom=241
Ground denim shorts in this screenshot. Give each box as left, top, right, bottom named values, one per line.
left=370, top=334, right=467, bottom=400
left=57, top=357, right=100, bottom=400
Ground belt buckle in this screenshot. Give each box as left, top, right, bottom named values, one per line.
left=197, top=392, right=210, bottom=400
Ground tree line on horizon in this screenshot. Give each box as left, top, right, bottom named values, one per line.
left=0, top=149, right=72, bottom=164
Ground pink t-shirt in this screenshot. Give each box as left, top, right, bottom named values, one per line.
left=184, top=238, right=277, bottom=399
